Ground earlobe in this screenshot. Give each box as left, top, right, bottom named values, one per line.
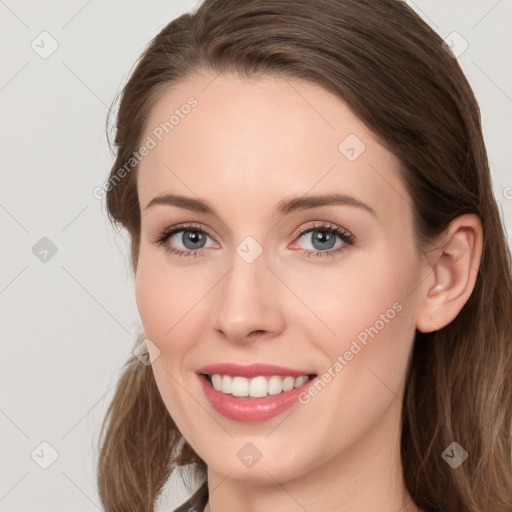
left=415, top=214, right=483, bottom=334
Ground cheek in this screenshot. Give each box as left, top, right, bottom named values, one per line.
left=134, top=255, right=189, bottom=354
left=318, top=252, right=419, bottom=411
left=292, top=250, right=414, bottom=340
left=135, top=265, right=168, bottom=339
left=134, top=260, right=202, bottom=434
left=299, top=244, right=419, bottom=388
left=134, top=257, right=210, bottom=367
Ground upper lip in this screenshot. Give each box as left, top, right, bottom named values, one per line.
left=197, top=363, right=317, bottom=378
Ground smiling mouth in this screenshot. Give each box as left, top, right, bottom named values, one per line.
left=202, top=373, right=316, bottom=399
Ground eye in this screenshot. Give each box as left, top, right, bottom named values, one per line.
left=153, top=221, right=355, bottom=259
left=290, top=221, right=355, bottom=258
left=153, top=223, right=217, bottom=257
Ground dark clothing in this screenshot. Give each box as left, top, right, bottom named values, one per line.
left=171, top=482, right=208, bottom=512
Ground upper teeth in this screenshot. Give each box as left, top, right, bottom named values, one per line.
left=209, top=374, right=310, bottom=397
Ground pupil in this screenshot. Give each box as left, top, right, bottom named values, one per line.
left=312, top=230, right=335, bottom=250
left=183, top=231, right=205, bottom=249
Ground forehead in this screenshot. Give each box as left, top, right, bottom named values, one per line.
left=137, top=72, right=408, bottom=221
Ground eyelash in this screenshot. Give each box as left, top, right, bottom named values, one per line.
left=152, top=221, right=355, bottom=259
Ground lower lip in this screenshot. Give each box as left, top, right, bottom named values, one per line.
left=198, top=374, right=315, bottom=422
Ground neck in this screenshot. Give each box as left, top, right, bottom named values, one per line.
left=203, top=398, right=422, bottom=512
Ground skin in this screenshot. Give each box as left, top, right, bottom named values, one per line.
left=134, top=72, right=482, bottom=512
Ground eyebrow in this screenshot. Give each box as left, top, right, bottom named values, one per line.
left=144, top=192, right=377, bottom=217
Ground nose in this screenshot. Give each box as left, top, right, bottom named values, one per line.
left=211, top=248, right=285, bottom=344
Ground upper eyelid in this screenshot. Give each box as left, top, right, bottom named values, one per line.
left=291, top=221, right=351, bottom=239
left=163, top=220, right=352, bottom=244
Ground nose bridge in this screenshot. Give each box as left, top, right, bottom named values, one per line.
left=211, top=239, right=283, bottom=341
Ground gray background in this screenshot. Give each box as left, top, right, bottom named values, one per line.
left=1, top=1, right=511, bottom=510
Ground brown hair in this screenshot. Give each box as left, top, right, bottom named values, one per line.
left=97, top=1, right=512, bottom=510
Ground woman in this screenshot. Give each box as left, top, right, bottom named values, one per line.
left=96, top=0, right=512, bottom=511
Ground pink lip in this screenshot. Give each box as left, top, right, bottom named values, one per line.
left=197, top=371, right=318, bottom=423
left=196, top=362, right=314, bottom=378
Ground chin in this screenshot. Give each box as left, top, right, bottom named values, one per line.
left=201, top=440, right=311, bottom=484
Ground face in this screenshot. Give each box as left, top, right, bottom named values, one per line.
left=135, top=72, right=426, bottom=483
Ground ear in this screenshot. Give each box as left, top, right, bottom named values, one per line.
left=415, top=214, right=483, bottom=333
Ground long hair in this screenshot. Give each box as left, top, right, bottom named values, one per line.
left=96, top=1, right=512, bottom=510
